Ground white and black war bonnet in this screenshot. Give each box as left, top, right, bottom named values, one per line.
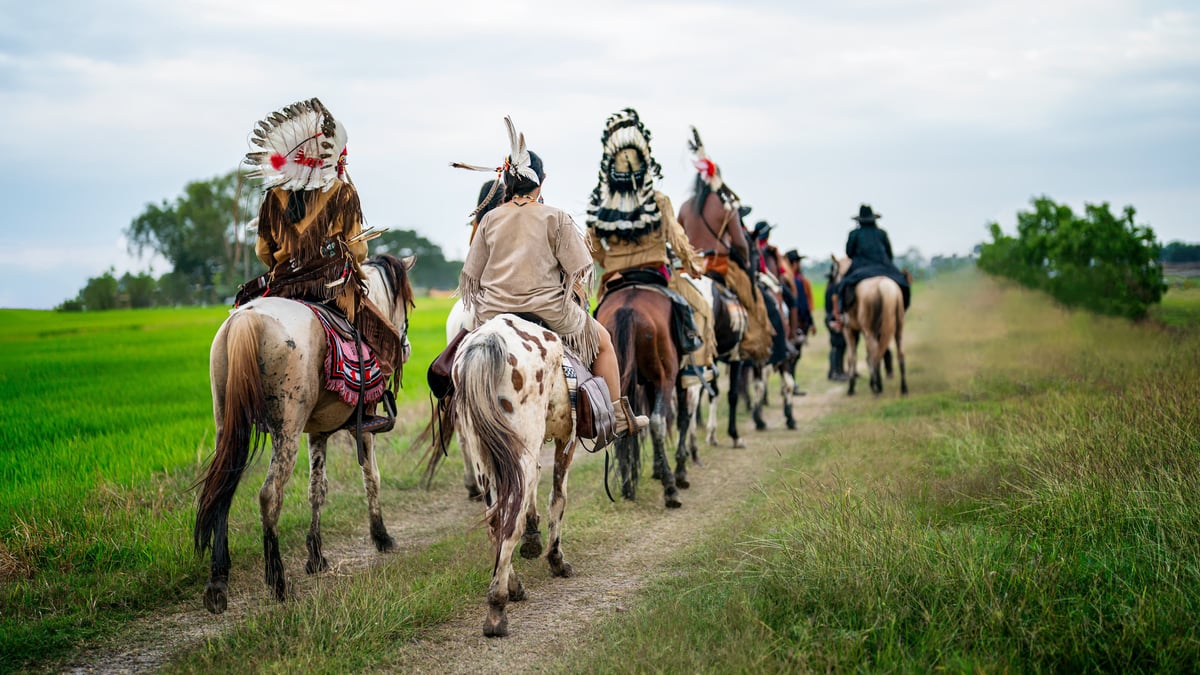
left=585, top=108, right=664, bottom=244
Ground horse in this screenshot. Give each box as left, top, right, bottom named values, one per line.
left=676, top=275, right=748, bottom=450
left=832, top=255, right=908, bottom=396
left=595, top=285, right=684, bottom=508
left=425, top=314, right=578, bottom=637
left=194, top=254, right=415, bottom=614
left=745, top=272, right=798, bottom=431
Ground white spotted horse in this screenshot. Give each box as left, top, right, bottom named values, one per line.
left=194, top=255, right=414, bottom=614
left=425, top=314, right=580, bottom=637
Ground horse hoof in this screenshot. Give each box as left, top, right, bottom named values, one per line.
left=509, top=580, right=528, bottom=602
left=733, top=438, right=746, bottom=449
left=305, top=556, right=329, bottom=575
left=665, top=494, right=683, bottom=509
left=374, top=534, right=396, bottom=553
left=519, top=532, right=543, bottom=560
left=203, top=583, right=228, bottom=614
left=754, top=421, right=767, bottom=431
left=550, top=558, right=574, bottom=578
left=676, top=475, right=690, bottom=489
left=483, top=613, right=509, bottom=638
left=786, top=419, right=797, bottom=430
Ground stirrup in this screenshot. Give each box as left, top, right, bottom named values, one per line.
left=613, top=396, right=649, bottom=437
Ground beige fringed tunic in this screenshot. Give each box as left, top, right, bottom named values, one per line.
left=460, top=201, right=599, bottom=363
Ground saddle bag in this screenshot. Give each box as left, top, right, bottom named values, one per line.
left=561, top=351, right=616, bottom=447
left=428, top=328, right=468, bottom=400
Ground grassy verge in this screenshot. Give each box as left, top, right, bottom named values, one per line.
left=557, top=270, right=1200, bottom=672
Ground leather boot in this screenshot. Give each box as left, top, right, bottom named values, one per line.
left=612, top=396, right=649, bottom=437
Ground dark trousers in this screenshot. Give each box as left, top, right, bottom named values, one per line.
left=826, top=319, right=846, bottom=376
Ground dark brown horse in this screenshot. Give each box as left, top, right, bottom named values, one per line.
left=595, top=285, right=684, bottom=508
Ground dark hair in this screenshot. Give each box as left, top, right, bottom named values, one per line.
left=473, top=179, right=504, bottom=224
left=691, top=173, right=713, bottom=213
left=503, top=151, right=545, bottom=201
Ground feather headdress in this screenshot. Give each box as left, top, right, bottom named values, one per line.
left=450, top=115, right=539, bottom=215
left=586, top=108, right=663, bottom=243
left=688, top=125, right=740, bottom=212
left=244, top=98, right=349, bottom=192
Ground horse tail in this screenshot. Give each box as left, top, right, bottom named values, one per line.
left=194, top=311, right=268, bottom=554
left=870, top=289, right=885, bottom=340
left=454, top=333, right=526, bottom=544
left=611, top=307, right=638, bottom=400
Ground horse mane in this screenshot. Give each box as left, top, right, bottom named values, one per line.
left=365, top=254, right=415, bottom=311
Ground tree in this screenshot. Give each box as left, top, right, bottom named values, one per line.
left=372, top=228, right=462, bottom=290
left=978, top=196, right=1165, bottom=319
left=125, top=170, right=261, bottom=303
left=77, top=268, right=121, bottom=311
left=1161, top=241, right=1200, bottom=263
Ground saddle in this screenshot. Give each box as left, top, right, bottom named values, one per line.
left=597, top=272, right=703, bottom=356
left=302, top=301, right=396, bottom=465
left=427, top=315, right=616, bottom=449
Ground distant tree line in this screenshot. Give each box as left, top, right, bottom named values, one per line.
left=1161, top=241, right=1200, bottom=263
left=977, top=196, right=1166, bottom=320
left=58, top=172, right=463, bottom=311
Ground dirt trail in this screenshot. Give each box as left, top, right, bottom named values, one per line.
left=61, top=385, right=842, bottom=674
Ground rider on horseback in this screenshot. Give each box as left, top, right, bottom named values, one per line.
left=584, top=108, right=714, bottom=380
left=455, top=118, right=649, bottom=438
left=676, top=127, right=775, bottom=364
left=832, top=204, right=912, bottom=323
left=238, top=97, right=404, bottom=434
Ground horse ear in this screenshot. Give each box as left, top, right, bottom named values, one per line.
left=401, top=254, right=416, bottom=270
left=830, top=253, right=837, bottom=264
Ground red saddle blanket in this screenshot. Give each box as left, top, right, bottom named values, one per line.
left=308, top=305, right=385, bottom=408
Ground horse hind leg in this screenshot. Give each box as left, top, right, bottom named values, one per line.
left=305, top=433, right=331, bottom=574
left=780, top=369, right=797, bottom=430
left=546, top=437, right=575, bottom=578
left=358, top=431, right=395, bottom=552
left=649, top=393, right=682, bottom=509
left=751, top=366, right=767, bottom=431
left=519, top=478, right=543, bottom=560
left=259, top=428, right=302, bottom=601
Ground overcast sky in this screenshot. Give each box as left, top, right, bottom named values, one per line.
left=1, top=0, right=1197, bottom=309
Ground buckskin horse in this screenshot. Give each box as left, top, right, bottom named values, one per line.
left=832, top=255, right=908, bottom=396
left=425, top=314, right=580, bottom=637
left=596, top=284, right=685, bottom=508
left=194, top=254, right=414, bottom=614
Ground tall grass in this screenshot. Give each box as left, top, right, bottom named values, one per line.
left=562, top=270, right=1200, bottom=672
left=0, top=297, right=455, bottom=671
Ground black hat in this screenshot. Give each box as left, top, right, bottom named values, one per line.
left=784, top=249, right=805, bottom=263
left=738, top=205, right=753, bottom=219
left=852, top=204, right=881, bottom=224
left=752, top=221, right=775, bottom=240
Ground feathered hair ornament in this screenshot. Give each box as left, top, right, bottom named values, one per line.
left=450, top=115, right=539, bottom=215
left=586, top=108, right=664, bottom=243
left=688, top=125, right=741, bottom=211
left=244, top=98, right=349, bottom=192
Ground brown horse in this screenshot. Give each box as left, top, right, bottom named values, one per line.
left=194, top=255, right=414, bottom=613
left=595, top=285, right=685, bottom=508
left=832, top=255, right=907, bottom=396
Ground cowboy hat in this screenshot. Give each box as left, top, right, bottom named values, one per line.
left=784, top=249, right=806, bottom=263
left=852, top=204, right=881, bottom=223
left=752, top=221, right=775, bottom=240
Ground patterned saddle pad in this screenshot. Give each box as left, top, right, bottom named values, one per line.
left=307, top=304, right=385, bottom=408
